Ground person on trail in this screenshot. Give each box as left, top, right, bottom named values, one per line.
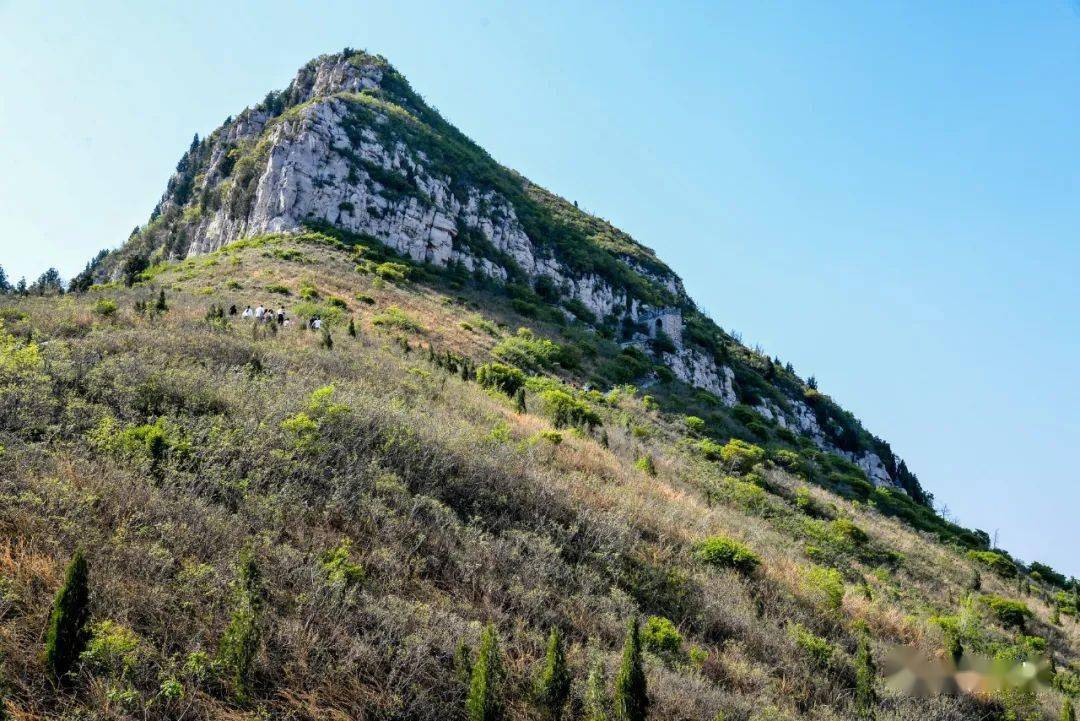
left=242, top=306, right=253, bottom=319
left=283, top=317, right=291, bottom=328
left=255, top=305, right=265, bottom=319
left=312, top=317, right=322, bottom=330
left=277, top=308, right=285, bottom=325
left=229, top=305, right=238, bottom=316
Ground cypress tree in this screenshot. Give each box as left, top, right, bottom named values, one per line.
left=44, top=549, right=91, bottom=681
left=614, top=618, right=648, bottom=721
left=535, top=627, right=571, bottom=721
left=853, top=629, right=877, bottom=718
left=1062, top=697, right=1075, bottom=721
left=583, top=653, right=610, bottom=721
left=466, top=623, right=503, bottom=721
left=515, top=387, right=527, bottom=414
left=155, top=288, right=167, bottom=312
left=347, top=318, right=356, bottom=337
left=320, top=326, right=333, bottom=350
left=219, top=551, right=263, bottom=702
left=970, top=569, right=982, bottom=591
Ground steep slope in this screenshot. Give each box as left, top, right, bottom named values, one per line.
left=2, top=237, right=1078, bottom=721
left=84, top=50, right=924, bottom=501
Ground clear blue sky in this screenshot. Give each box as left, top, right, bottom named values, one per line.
left=2, top=1, right=1077, bottom=575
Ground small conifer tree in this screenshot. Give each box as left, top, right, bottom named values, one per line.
left=466, top=623, right=503, bottom=721
left=1062, top=697, right=1075, bottom=721
left=155, top=288, right=167, bottom=311
left=535, top=627, right=571, bottom=721
left=320, top=326, right=333, bottom=350
left=584, top=653, right=610, bottom=721
left=44, top=549, right=91, bottom=681
left=219, top=551, right=263, bottom=702
left=853, top=627, right=877, bottom=718
left=515, top=387, right=527, bottom=414
left=347, top=318, right=356, bottom=337
left=614, top=618, right=648, bottom=721
left=1051, top=605, right=1061, bottom=625
left=970, top=569, right=982, bottom=591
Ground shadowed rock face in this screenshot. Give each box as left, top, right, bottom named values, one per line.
left=103, top=50, right=913, bottom=493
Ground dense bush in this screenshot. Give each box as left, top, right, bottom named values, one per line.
left=967, top=550, right=1017, bottom=578
left=694, top=536, right=760, bottom=574
left=718, top=439, right=766, bottom=473
left=641, top=615, right=682, bottom=657
left=476, top=362, right=526, bottom=397
left=492, top=328, right=564, bottom=371
left=540, top=389, right=600, bottom=429
left=980, top=595, right=1032, bottom=630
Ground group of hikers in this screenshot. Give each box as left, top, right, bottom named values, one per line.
left=239, top=303, right=324, bottom=330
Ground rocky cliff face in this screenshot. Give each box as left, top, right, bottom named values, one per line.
left=100, top=50, right=922, bottom=497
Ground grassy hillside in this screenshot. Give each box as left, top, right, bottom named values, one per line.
left=1, top=233, right=1077, bottom=720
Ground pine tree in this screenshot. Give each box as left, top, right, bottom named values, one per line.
left=44, top=549, right=91, bottom=681
left=853, top=629, right=877, bottom=718
left=320, top=326, right=333, bottom=350
left=515, top=387, right=527, bottom=414
left=155, top=288, right=167, bottom=312
left=535, top=628, right=571, bottom=721
left=583, top=653, right=610, bottom=721
left=466, top=623, right=503, bottom=721
left=0, top=265, right=10, bottom=293
left=1062, top=697, right=1075, bottom=721
left=614, top=618, right=648, bottom=721
left=219, top=551, right=263, bottom=702
left=15, top=278, right=26, bottom=296
left=347, top=318, right=356, bottom=337
left=970, top=569, right=982, bottom=591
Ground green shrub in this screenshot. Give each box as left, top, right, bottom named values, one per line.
left=540, top=389, right=600, bottom=429
left=537, top=430, right=563, bottom=445
left=830, top=518, right=869, bottom=546
left=91, top=417, right=189, bottom=468
left=534, top=627, right=571, bottom=721
left=355, top=293, right=376, bottom=305
left=94, top=298, right=118, bottom=317
left=641, top=615, right=681, bottom=656
left=718, top=439, right=766, bottom=472
left=299, top=280, right=320, bottom=300
left=327, top=296, right=348, bottom=309
left=980, top=595, right=1032, bottom=629
left=372, top=306, right=423, bottom=332
left=492, top=328, right=564, bottom=371
left=375, top=262, right=410, bottom=281
left=787, top=622, right=834, bottom=668
left=265, top=283, right=291, bottom=295
left=44, top=549, right=91, bottom=680
left=467, top=623, right=503, bottom=721
left=684, top=416, right=705, bottom=433
left=967, top=550, right=1017, bottom=578
left=476, top=363, right=526, bottom=397
left=614, top=618, right=648, bottom=721
left=81, top=620, right=143, bottom=678
left=803, top=566, right=845, bottom=611
left=635, top=455, right=656, bottom=476
left=694, top=536, right=760, bottom=574
left=320, top=538, right=364, bottom=588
